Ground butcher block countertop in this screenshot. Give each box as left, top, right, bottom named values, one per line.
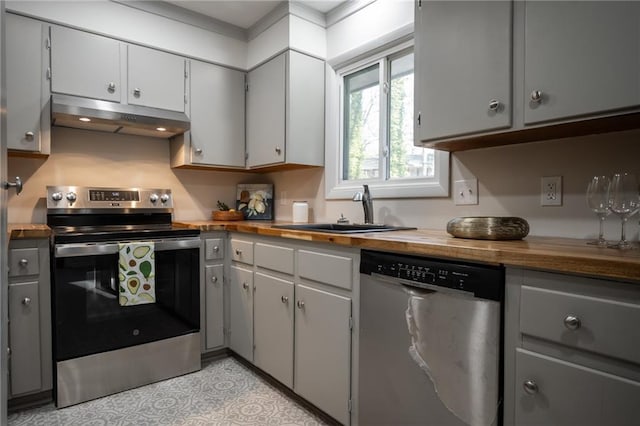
left=176, top=220, right=640, bottom=283
left=9, top=221, right=640, bottom=282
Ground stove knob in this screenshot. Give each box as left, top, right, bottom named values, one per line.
left=149, top=193, right=159, bottom=203
left=160, top=194, right=170, bottom=204
left=66, top=192, right=77, bottom=202
left=51, top=192, right=63, bottom=202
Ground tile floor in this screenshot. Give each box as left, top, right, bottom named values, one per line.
left=8, top=357, right=328, bottom=425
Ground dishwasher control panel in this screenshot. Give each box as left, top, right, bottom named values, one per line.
left=360, top=250, right=503, bottom=301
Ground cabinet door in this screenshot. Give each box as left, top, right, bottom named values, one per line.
left=189, top=60, right=245, bottom=167
left=50, top=26, right=121, bottom=102
left=515, top=349, right=640, bottom=426
left=204, top=264, right=224, bottom=351
left=254, top=273, right=294, bottom=388
left=229, top=265, right=253, bottom=361
left=415, top=1, right=511, bottom=142
left=9, top=282, right=41, bottom=396
left=6, top=14, right=48, bottom=153
left=246, top=53, right=286, bottom=168
left=524, top=1, right=640, bottom=124
left=295, top=284, right=351, bottom=425
left=128, top=44, right=185, bottom=112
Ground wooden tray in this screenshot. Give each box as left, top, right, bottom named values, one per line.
left=212, top=210, right=244, bottom=221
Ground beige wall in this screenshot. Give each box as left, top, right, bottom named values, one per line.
left=7, top=127, right=256, bottom=224
left=268, top=129, right=640, bottom=240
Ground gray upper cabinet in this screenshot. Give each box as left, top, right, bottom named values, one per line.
left=50, top=26, right=122, bottom=102
left=171, top=60, right=245, bottom=169
left=415, top=0, right=512, bottom=141
left=127, top=44, right=186, bottom=112
left=246, top=50, right=324, bottom=169
left=523, top=1, right=640, bottom=125
left=6, top=13, right=50, bottom=154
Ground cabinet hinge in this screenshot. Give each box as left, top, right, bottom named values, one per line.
left=417, top=111, right=421, bottom=127
left=349, top=316, right=353, bottom=330
left=184, top=94, right=188, bottom=104
left=184, top=70, right=188, bottom=78
left=348, top=399, right=352, bottom=413
left=45, top=37, right=51, bottom=50
left=418, top=0, right=422, bottom=9
left=46, top=67, right=51, bottom=80
left=245, top=152, right=249, bottom=160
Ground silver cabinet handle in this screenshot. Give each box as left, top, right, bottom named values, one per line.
left=25, top=131, right=35, bottom=140
left=194, top=148, right=203, bottom=155
left=210, top=276, right=218, bottom=284
left=563, top=315, right=581, bottom=330
left=107, top=82, right=116, bottom=93
left=235, top=249, right=242, bottom=255
left=523, top=380, right=538, bottom=395
left=275, top=146, right=282, bottom=155
left=281, top=296, right=288, bottom=303
left=488, top=99, right=500, bottom=111
left=3, top=176, right=23, bottom=195
left=133, top=88, right=141, bottom=98
left=213, top=246, right=219, bottom=252
left=22, top=297, right=31, bottom=306
left=297, top=300, right=305, bottom=309
left=18, top=259, right=28, bottom=267
left=242, top=282, right=249, bottom=290
left=530, top=90, right=543, bottom=103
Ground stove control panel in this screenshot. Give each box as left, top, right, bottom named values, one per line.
left=46, top=186, right=173, bottom=210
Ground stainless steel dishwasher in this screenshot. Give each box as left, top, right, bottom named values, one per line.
left=359, top=250, right=504, bottom=426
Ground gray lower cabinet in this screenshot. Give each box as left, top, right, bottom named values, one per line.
left=171, top=60, right=246, bottom=169
left=227, top=234, right=356, bottom=424
left=229, top=265, right=254, bottom=362
left=246, top=50, right=325, bottom=169
left=6, top=13, right=50, bottom=154
left=202, top=234, right=226, bottom=353
left=253, top=272, right=294, bottom=387
left=7, top=239, right=52, bottom=399
left=295, top=284, right=351, bottom=425
left=505, top=269, right=640, bottom=426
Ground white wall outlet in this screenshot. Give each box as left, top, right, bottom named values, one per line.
left=541, top=176, right=562, bottom=206
left=454, top=179, right=478, bottom=205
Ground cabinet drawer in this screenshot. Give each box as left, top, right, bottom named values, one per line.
left=255, top=243, right=293, bottom=275
left=205, top=238, right=224, bottom=260
left=298, top=250, right=352, bottom=290
left=9, top=248, right=39, bottom=277
left=520, top=285, right=640, bottom=365
left=515, top=349, right=640, bottom=426
left=230, top=239, right=254, bottom=265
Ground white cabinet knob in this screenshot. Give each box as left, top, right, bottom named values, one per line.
left=530, top=90, right=543, bottom=103
left=22, top=297, right=31, bottom=306
left=242, top=282, right=249, bottom=290
left=18, top=258, right=28, bottom=267
left=523, top=380, right=538, bottom=395
left=488, top=99, right=500, bottom=111
left=107, top=82, right=116, bottom=93
left=210, top=276, right=218, bottom=284
left=235, top=249, right=242, bottom=256
left=563, top=315, right=581, bottom=330
left=281, top=296, right=288, bottom=303
left=133, top=88, right=141, bottom=97
left=297, top=300, right=305, bottom=309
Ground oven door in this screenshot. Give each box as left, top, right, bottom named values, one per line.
left=52, top=237, right=200, bottom=361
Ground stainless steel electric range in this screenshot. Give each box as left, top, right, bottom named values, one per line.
left=47, top=186, right=201, bottom=408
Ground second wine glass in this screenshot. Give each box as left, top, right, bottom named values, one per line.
left=607, top=172, right=640, bottom=249
left=586, top=175, right=611, bottom=246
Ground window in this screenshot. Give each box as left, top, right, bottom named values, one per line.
left=326, top=43, right=449, bottom=199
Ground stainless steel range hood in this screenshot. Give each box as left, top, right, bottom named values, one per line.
left=51, top=94, right=190, bottom=138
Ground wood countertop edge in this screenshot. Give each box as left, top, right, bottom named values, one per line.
left=10, top=221, right=640, bottom=282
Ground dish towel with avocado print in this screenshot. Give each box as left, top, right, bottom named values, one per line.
left=118, top=241, right=155, bottom=306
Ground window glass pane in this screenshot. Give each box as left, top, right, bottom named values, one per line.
left=389, top=52, right=434, bottom=179
left=343, top=64, right=380, bottom=181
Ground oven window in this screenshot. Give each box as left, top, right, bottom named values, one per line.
left=53, top=248, right=199, bottom=361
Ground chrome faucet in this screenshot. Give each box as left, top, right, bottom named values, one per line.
left=353, top=184, right=374, bottom=224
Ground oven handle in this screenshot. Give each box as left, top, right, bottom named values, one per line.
left=55, top=238, right=201, bottom=258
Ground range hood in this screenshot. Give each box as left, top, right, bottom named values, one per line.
left=51, top=94, right=190, bottom=138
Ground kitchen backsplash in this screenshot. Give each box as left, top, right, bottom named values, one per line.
left=8, top=127, right=640, bottom=241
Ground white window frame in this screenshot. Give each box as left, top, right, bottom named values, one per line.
left=325, top=40, right=450, bottom=200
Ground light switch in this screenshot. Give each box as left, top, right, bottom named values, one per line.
left=454, top=179, right=478, bottom=205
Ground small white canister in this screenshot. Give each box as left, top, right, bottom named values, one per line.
left=292, top=201, right=309, bottom=223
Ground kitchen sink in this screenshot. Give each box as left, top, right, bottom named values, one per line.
left=271, top=223, right=417, bottom=234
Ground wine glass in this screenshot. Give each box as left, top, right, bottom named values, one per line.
left=607, top=172, right=640, bottom=249
left=586, top=175, right=611, bottom=245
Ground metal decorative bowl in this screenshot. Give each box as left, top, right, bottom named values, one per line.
left=446, top=216, right=530, bottom=240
